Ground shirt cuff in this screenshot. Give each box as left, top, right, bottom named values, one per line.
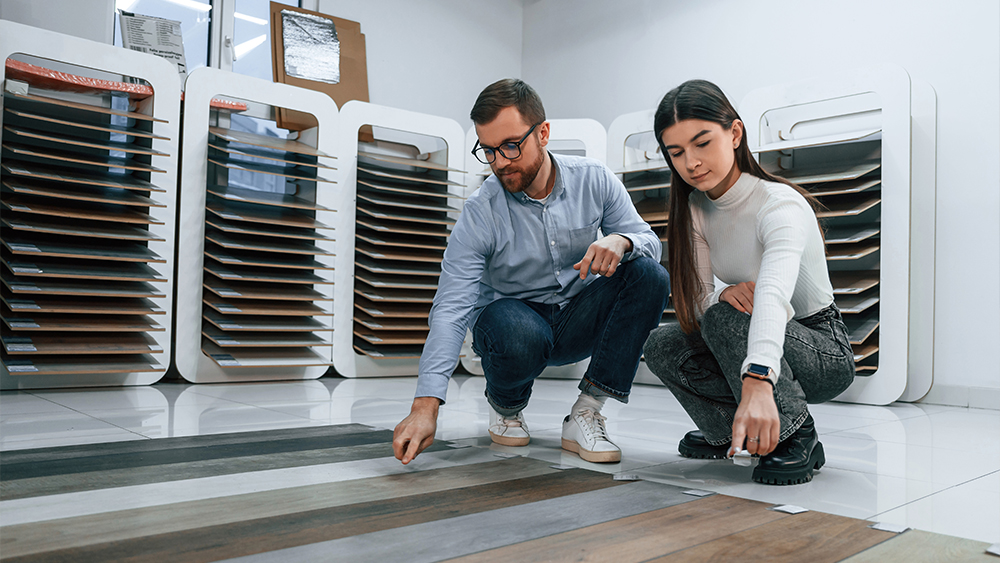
left=414, top=372, right=450, bottom=404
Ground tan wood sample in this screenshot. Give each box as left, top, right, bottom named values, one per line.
left=836, top=292, right=880, bottom=314
left=206, top=184, right=332, bottom=212
left=816, top=195, right=881, bottom=218
left=355, top=240, right=443, bottom=263
left=201, top=340, right=332, bottom=368
left=356, top=216, right=451, bottom=238
left=826, top=242, right=880, bottom=261
left=2, top=274, right=164, bottom=298
left=3, top=125, right=168, bottom=156
left=809, top=177, right=881, bottom=197
left=2, top=178, right=163, bottom=207
left=355, top=272, right=438, bottom=290
left=203, top=262, right=333, bottom=285
left=205, top=217, right=332, bottom=242
left=634, top=197, right=669, bottom=222
left=202, top=312, right=332, bottom=332
left=7, top=91, right=166, bottom=122
left=201, top=327, right=330, bottom=348
left=754, top=128, right=882, bottom=154
left=208, top=157, right=335, bottom=183
left=824, top=226, right=880, bottom=244
left=853, top=336, right=879, bottom=362
left=3, top=108, right=166, bottom=143
left=203, top=297, right=331, bottom=317
left=205, top=231, right=334, bottom=256
left=209, top=127, right=332, bottom=158
left=353, top=310, right=428, bottom=331
left=841, top=529, right=999, bottom=563
left=354, top=256, right=441, bottom=277
left=2, top=237, right=164, bottom=263
left=353, top=341, right=423, bottom=359
left=1, top=332, right=161, bottom=355
left=356, top=191, right=461, bottom=214
left=355, top=230, right=447, bottom=250
left=358, top=151, right=465, bottom=173
left=358, top=178, right=461, bottom=200
left=2, top=354, right=164, bottom=375
left=206, top=201, right=334, bottom=231
left=203, top=278, right=330, bottom=302
left=1, top=294, right=163, bottom=315
left=354, top=284, right=435, bottom=304
left=3, top=144, right=165, bottom=173
left=354, top=327, right=428, bottom=345
left=2, top=216, right=163, bottom=242
left=357, top=203, right=456, bottom=226
left=358, top=164, right=464, bottom=187
left=1, top=162, right=164, bottom=192
left=626, top=179, right=671, bottom=192
left=204, top=247, right=334, bottom=271
left=2, top=258, right=165, bottom=282
left=777, top=161, right=881, bottom=185
left=1, top=313, right=164, bottom=332
left=2, top=195, right=162, bottom=224
left=829, top=271, right=880, bottom=294
left=353, top=295, right=431, bottom=319
left=209, top=142, right=335, bottom=169
left=845, top=310, right=880, bottom=345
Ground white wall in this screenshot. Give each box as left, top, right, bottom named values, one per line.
left=522, top=0, right=1000, bottom=400
left=0, top=0, right=115, bottom=44
left=317, top=0, right=523, bottom=132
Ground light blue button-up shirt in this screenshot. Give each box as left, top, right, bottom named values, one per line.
left=415, top=153, right=662, bottom=401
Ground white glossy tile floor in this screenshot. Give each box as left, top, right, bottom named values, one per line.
left=1, top=376, right=997, bottom=544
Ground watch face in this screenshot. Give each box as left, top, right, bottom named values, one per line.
left=748, top=364, right=770, bottom=376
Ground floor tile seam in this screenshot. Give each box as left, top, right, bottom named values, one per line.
left=21, top=397, right=155, bottom=442
left=865, top=469, right=1000, bottom=521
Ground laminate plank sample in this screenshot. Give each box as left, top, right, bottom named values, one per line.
left=634, top=197, right=669, bottom=222
left=204, top=262, right=333, bottom=285
left=353, top=295, right=431, bottom=318
left=202, top=341, right=332, bottom=369
left=2, top=237, right=163, bottom=262
left=203, top=278, right=330, bottom=301
left=358, top=151, right=465, bottom=173
left=809, top=177, right=881, bottom=197
left=205, top=232, right=333, bottom=256
left=203, top=297, right=330, bottom=317
left=777, top=162, right=881, bottom=185
left=451, top=495, right=786, bottom=563
left=209, top=143, right=334, bottom=169
left=2, top=258, right=165, bottom=282
left=844, top=309, right=880, bottom=345
left=824, top=226, right=880, bottom=244
left=816, top=195, right=881, bottom=218
left=202, top=328, right=330, bottom=348
left=356, top=216, right=451, bottom=238
left=836, top=293, right=880, bottom=314
left=357, top=201, right=457, bottom=225
left=2, top=195, right=162, bottom=224
left=356, top=190, right=460, bottom=214
left=1, top=314, right=163, bottom=332
left=205, top=217, right=332, bottom=242
left=855, top=353, right=878, bottom=373
left=3, top=144, right=165, bottom=173
left=2, top=274, right=164, bottom=298
left=2, top=354, right=164, bottom=376
left=616, top=159, right=671, bottom=175
left=626, top=179, right=672, bottom=192
left=649, top=507, right=894, bottom=562
left=358, top=178, right=460, bottom=200
left=209, top=127, right=331, bottom=158
left=354, top=284, right=435, bottom=304
left=755, top=129, right=881, bottom=154
left=355, top=272, right=438, bottom=290
left=826, top=242, right=879, bottom=261
left=2, top=215, right=163, bottom=241
left=4, top=107, right=168, bottom=140
left=204, top=247, right=334, bottom=270
left=208, top=158, right=335, bottom=183
left=358, top=164, right=463, bottom=187
left=206, top=201, right=334, bottom=231
left=353, top=310, right=428, bottom=331
left=353, top=341, right=426, bottom=359
left=202, top=312, right=332, bottom=332
left=6, top=91, right=166, bottom=122
left=355, top=240, right=443, bottom=263
left=1, top=294, right=163, bottom=315
left=853, top=337, right=879, bottom=362
left=2, top=178, right=162, bottom=206
left=1, top=162, right=164, bottom=192
left=355, top=229, right=447, bottom=250
left=841, top=530, right=997, bottom=563
left=3, top=125, right=168, bottom=156
left=354, top=256, right=441, bottom=277
left=354, top=327, right=428, bottom=345
left=1, top=333, right=161, bottom=355
left=829, top=271, right=880, bottom=294
left=206, top=184, right=332, bottom=211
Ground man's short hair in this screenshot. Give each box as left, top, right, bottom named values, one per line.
left=470, top=78, right=546, bottom=126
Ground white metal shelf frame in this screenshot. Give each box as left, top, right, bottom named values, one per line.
left=0, top=20, right=181, bottom=389
left=175, top=67, right=339, bottom=383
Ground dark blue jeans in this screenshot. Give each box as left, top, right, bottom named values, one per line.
left=473, top=256, right=669, bottom=416
left=643, top=302, right=856, bottom=444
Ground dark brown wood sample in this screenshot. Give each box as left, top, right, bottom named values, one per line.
left=355, top=272, right=438, bottom=290
left=353, top=310, right=428, bottom=331
left=353, top=295, right=431, bottom=318
left=829, top=272, right=880, bottom=294
left=2, top=195, right=162, bottom=224
left=853, top=335, right=879, bottom=362
left=203, top=262, right=333, bottom=285
left=205, top=231, right=334, bottom=256
left=358, top=164, right=464, bottom=187
left=358, top=178, right=460, bottom=200
left=2, top=216, right=163, bottom=241
left=357, top=202, right=457, bottom=226
left=204, top=247, right=334, bottom=270
left=836, top=292, right=880, bottom=314
left=203, top=278, right=330, bottom=301
left=2, top=237, right=164, bottom=263
left=1, top=314, right=164, bottom=332
left=355, top=230, right=447, bottom=250
left=203, top=297, right=330, bottom=317
left=354, top=281, right=435, bottom=303
left=1, top=294, right=163, bottom=315
left=355, top=240, right=443, bottom=263
left=3, top=144, right=165, bottom=173
left=202, top=312, right=332, bottom=332
left=2, top=258, right=166, bottom=282
left=356, top=216, right=451, bottom=238
left=201, top=327, right=330, bottom=348
left=3, top=178, right=163, bottom=207
left=2, top=274, right=164, bottom=298
left=634, top=197, right=669, bottom=222
left=206, top=201, right=334, bottom=231
left=2, top=354, right=164, bottom=375
left=209, top=127, right=331, bottom=158
left=205, top=217, right=332, bottom=242
left=354, top=327, right=428, bottom=345
left=354, top=340, right=424, bottom=359
left=1, top=333, right=161, bottom=355
left=354, top=256, right=441, bottom=276
left=1, top=162, right=164, bottom=192
left=209, top=142, right=335, bottom=169
left=356, top=191, right=461, bottom=214
left=358, top=151, right=465, bottom=173
left=3, top=125, right=168, bottom=156
left=206, top=184, right=333, bottom=212
left=208, top=158, right=335, bottom=183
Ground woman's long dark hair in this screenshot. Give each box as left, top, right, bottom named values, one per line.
left=654, top=79, right=820, bottom=333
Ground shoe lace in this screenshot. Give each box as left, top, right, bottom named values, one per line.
left=575, top=409, right=609, bottom=441
left=499, top=411, right=525, bottom=429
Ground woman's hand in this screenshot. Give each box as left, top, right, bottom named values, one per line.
left=729, top=377, right=780, bottom=457
left=720, top=281, right=755, bottom=313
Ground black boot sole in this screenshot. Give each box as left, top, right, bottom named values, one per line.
left=751, top=442, right=826, bottom=485
left=678, top=442, right=730, bottom=460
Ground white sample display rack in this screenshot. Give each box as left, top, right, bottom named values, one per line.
left=174, top=67, right=339, bottom=383
left=0, top=20, right=180, bottom=389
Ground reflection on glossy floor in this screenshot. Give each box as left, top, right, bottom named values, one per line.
left=1, top=376, right=997, bottom=545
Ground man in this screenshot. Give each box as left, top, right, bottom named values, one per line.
left=392, top=79, right=668, bottom=465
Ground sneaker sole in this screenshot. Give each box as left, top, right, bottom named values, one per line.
left=751, top=442, right=826, bottom=486
left=561, top=438, right=621, bottom=463
left=489, top=430, right=529, bottom=447
left=678, top=443, right=729, bottom=460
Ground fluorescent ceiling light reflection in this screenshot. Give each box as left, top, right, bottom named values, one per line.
left=235, top=12, right=268, bottom=25
left=116, top=0, right=140, bottom=11
left=234, top=34, right=267, bottom=59
left=162, top=0, right=212, bottom=12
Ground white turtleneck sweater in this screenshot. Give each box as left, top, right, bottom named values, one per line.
left=690, top=172, right=834, bottom=381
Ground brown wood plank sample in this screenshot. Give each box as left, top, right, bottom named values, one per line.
left=356, top=216, right=451, bottom=238
left=776, top=161, right=881, bottom=185
left=649, top=507, right=894, bottom=562
left=626, top=179, right=672, bottom=192
left=203, top=297, right=330, bottom=317
left=451, top=494, right=787, bottom=563
left=205, top=232, right=333, bottom=256
left=809, top=177, right=881, bottom=197
left=816, top=195, right=881, bottom=218
left=356, top=190, right=461, bottom=214
left=4, top=107, right=166, bottom=141
left=206, top=184, right=332, bottom=211
left=202, top=340, right=331, bottom=368
left=209, top=126, right=331, bottom=158
left=354, top=310, right=428, bottom=331
left=357, top=202, right=456, bottom=226
left=2, top=354, right=164, bottom=375
left=2, top=216, right=163, bottom=242
left=204, top=262, right=333, bottom=285
left=1, top=162, right=164, bottom=192
left=354, top=327, right=428, bottom=345
left=1, top=332, right=161, bottom=355
left=825, top=226, right=880, bottom=245
left=3, top=144, right=165, bottom=173
left=206, top=201, right=334, bottom=231
left=358, top=178, right=460, bottom=200
left=634, top=197, right=669, bottom=222
left=358, top=164, right=464, bottom=187
left=355, top=256, right=441, bottom=277
left=615, top=159, right=671, bottom=175
left=209, top=142, right=334, bottom=169
left=2, top=178, right=163, bottom=207
left=2, top=259, right=165, bottom=282
left=355, top=229, right=447, bottom=250
left=1, top=294, right=163, bottom=315
left=2, top=275, right=164, bottom=298
left=202, top=327, right=330, bottom=348
left=203, top=278, right=330, bottom=301
left=1, top=314, right=163, bottom=332
left=2, top=237, right=164, bottom=262
left=355, top=272, right=438, bottom=290
left=7, top=91, right=166, bottom=122
left=353, top=295, right=430, bottom=318
left=355, top=240, right=443, bottom=263
left=827, top=242, right=879, bottom=261
left=355, top=284, right=435, bottom=304
left=205, top=217, right=332, bottom=242
left=829, top=272, right=880, bottom=294
left=2, top=195, right=162, bottom=224
left=358, top=151, right=465, bottom=173
left=836, top=292, right=880, bottom=314
left=208, top=157, right=335, bottom=183
left=3, top=125, right=168, bottom=156
left=844, top=309, right=880, bottom=345
left=841, top=529, right=997, bottom=563
left=202, top=312, right=332, bottom=332
left=352, top=341, right=422, bottom=358
left=853, top=336, right=879, bottom=362
left=204, top=247, right=333, bottom=270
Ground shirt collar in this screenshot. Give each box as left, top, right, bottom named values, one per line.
left=513, top=152, right=560, bottom=205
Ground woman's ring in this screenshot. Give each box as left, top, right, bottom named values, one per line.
left=748, top=437, right=759, bottom=443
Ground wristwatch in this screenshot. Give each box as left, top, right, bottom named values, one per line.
left=742, top=363, right=776, bottom=386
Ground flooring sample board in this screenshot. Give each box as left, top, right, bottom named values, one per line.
left=353, top=310, right=428, bottom=331
left=2, top=258, right=165, bottom=282
left=206, top=185, right=333, bottom=212
left=853, top=338, right=879, bottom=362
left=0, top=333, right=161, bottom=355
left=1, top=314, right=163, bottom=332
left=836, top=292, right=880, bottom=314
left=209, top=127, right=331, bottom=158
left=6, top=91, right=166, bottom=123
left=356, top=216, right=451, bottom=238
left=634, top=197, right=669, bottom=222
left=353, top=295, right=431, bottom=318
left=616, top=159, right=671, bottom=175
left=209, top=143, right=334, bottom=169
left=354, top=240, right=443, bottom=263
left=203, top=278, right=330, bottom=301
left=205, top=231, right=333, bottom=256
left=354, top=327, right=428, bottom=345
left=844, top=309, right=880, bottom=345
left=2, top=275, right=164, bottom=298
left=203, top=297, right=331, bottom=317
left=840, top=529, right=998, bottom=563
left=3, top=125, right=168, bottom=156
left=208, top=157, right=335, bottom=183
left=1, top=354, right=164, bottom=376
left=353, top=340, right=424, bottom=359
left=1, top=294, right=163, bottom=315
left=825, top=226, right=881, bottom=244
left=355, top=272, right=437, bottom=290
left=202, top=341, right=332, bottom=369
left=827, top=242, right=880, bottom=261
left=356, top=190, right=460, bottom=214
left=2, top=178, right=162, bottom=207
left=206, top=201, right=334, bottom=231
left=357, top=202, right=456, bottom=226
left=816, top=195, right=882, bottom=218
left=354, top=284, right=435, bottom=304
left=626, top=179, right=672, bottom=192
left=202, top=312, right=332, bottom=332
left=358, top=151, right=464, bottom=172
left=204, top=247, right=334, bottom=270
left=2, top=215, right=163, bottom=241
left=3, top=144, right=165, bottom=173
left=1, top=162, right=164, bottom=192
left=855, top=353, right=879, bottom=374
left=355, top=229, right=447, bottom=250
left=205, top=217, right=332, bottom=242
left=777, top=161, right=881, bottom=184
left=354, top=256, right=441, bottom=277
left=358, top=178, right=459, bottom=201
left=809, top=177, right=881, bottom=197
left=829, top=272, right=880, bottom=294
left=4, top=107, right=168, bottom=140
left=358, top=164, right=463, bottom=187
left=2, top=195, right=161, bottom=224
left=204, top=262, right=333, bottom=285
left=202, top=328, right=330, bottom=348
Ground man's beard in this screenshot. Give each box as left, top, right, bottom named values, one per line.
left=495, top=149, right=545, bottom=194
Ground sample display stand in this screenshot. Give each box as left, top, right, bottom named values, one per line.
left=607, top=109, right=673, bottom=386
left=175, top=67, right=339, bottom=383
left=740, top=64, right=935, bottom=405
left=0, top=21, right=180, bottom=389
left=460, top=119, right=610, bottom=379
left=334, top=101, right=465, bottom=377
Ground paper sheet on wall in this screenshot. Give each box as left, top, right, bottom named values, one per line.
left=118, top=11, right=188, bottom=82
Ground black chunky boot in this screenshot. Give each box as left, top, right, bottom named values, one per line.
left=678, top=430, right=730, bottom=459
left=752, top=414, right=825, bottom=485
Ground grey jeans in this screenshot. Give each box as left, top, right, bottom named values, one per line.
left=643, top=302, right=856, bottom=445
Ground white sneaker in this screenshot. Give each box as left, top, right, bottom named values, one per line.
left=489, top=406, right=530, bottom=446
left=561, top=408, right=621, bottom=463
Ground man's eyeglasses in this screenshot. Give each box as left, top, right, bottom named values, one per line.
left=471, top=122, right=541, bottom=165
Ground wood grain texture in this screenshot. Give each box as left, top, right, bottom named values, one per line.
left=840, top=529, right=997, bottom=562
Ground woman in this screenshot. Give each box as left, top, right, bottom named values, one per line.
left=642, top=80, right=856, bottom=485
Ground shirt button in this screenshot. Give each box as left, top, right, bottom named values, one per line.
left=550, top=240, right=555, bottom=246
